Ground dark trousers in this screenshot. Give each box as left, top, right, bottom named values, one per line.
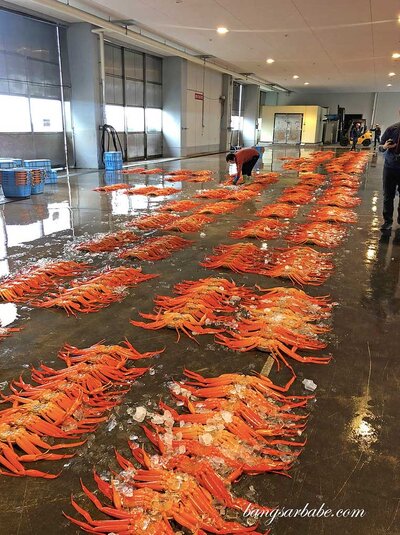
left=242, top=155, right=260, bottom=176
left=374, top=135, right=380, bottom=148
left=383, top=166, right=400, bottom=224
left=351, top=137, right=357, bottom=150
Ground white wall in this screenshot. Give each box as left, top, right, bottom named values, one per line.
left=261, top=105, right=323, bottom=143
left=185, top=63, right=223, bottom=155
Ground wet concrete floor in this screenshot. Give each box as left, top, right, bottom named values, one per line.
left=0, top=147, right=398, bottom=535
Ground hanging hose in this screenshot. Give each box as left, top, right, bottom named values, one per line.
left=100, top=124, right=124, bottom=158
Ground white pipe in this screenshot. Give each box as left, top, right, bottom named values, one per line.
left=28, top=0, right=285, bottom=93
left=371, top=92, right=378, bottom=127
left=98, top=30, right=106, bottom=125
left=56, top=25, right=69, bottom=169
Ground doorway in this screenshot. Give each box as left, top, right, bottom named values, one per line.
left=273, top=113, right=303, bottom=144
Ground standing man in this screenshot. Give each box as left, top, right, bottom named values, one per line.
left=379, top=120, right=400, bottom=232
left=371, top=124, right=382, bottom=149
left=226, top=147, right=260, bottom=185
left=350, top=122, right=363, bottom=151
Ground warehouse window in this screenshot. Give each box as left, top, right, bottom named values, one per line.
left=126, top=107, right=144, bottom=132
left=30, top=98, right=63, bottom=132
left=231, top=116, right=243, bottom=130
left=104, top=42, right=163, bottom=160
left=146, top=108, right=162, bottom=133
left=0, top=95, right=31, bottom=132
left=105, top=105, right=125, bottom=132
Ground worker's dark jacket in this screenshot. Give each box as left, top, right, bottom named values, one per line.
left=380, top=122, right=400, bottom=169
left=350, top=127, right=363, bottom=140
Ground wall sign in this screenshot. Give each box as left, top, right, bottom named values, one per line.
left=195, top=92, right=204, bottom=101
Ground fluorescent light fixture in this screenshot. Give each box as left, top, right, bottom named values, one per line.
left=392, top=52, right=400, bottom=59
left=266, top=58, right=275, bottom=64
left=389, top=72, right=396, bottom=76
left=217, top=27, right=229, bottom=34
left=293, top=75, right=299, bottom=79
left=304, top=82, right=310, bottom=85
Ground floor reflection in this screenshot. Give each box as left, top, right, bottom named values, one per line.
left=363, top=231, right=400, bottom=317
left=3, top=201, right=72, bottom=248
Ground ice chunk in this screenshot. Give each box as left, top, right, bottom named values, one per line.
left=131, top=406, right=147, bottom=422
left=107, top=415, right=117, bottom=431
left=221, top=410, right=233, bottom=424
left=302, top=378, right=317, bottom=392
left=199, top=433, right=213, bottom=446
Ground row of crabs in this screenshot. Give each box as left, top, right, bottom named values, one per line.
left=66, top=150, right=369, bottom=534
left=0, top=152, right=368, bottom=534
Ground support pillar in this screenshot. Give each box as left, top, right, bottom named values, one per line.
left=242, top=84, right=260, bottom=147
left=67, top=23, right=102, bottom=168
left=162, top=57, right=187, bottom=158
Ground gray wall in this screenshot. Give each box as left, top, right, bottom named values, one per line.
left=162, top=59, right=230, bottom=157
left=375, top=93, right=400, bottom=131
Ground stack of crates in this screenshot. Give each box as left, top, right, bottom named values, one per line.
left=30, top=169, right=46, bottom=195
left=1, top=169, right=31, bottom=198
left=0, top=160, right=17, bottom=186
left=103, top=151, right=123, bottom=171
left=24, top=159, right=51, bottom=193
left=24, top=159, right=51, bottom=179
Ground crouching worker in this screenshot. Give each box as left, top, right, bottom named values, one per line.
left=226, top=147, right=260, bottom=185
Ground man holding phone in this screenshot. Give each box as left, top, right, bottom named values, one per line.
left=379, top=121, right=400, bottom=232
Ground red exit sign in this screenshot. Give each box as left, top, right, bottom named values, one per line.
left=195, top=92, right=204, bottom=100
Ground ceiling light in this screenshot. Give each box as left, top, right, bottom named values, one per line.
left=217, top=27, right=229, bottom=34
left=304, top=82, right=310, bottom=85
left=392, top=52, right=400, bottom=59
left=389, top=72, right=396, bottom=76
left=266, top=58, right=275, bottom=64
left=387, top=83, right=393, bottom=87
left=293, top=75, right=299, bottom=79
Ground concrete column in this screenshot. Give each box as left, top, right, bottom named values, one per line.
left=67, top=23, right=102, bottom=168
left=220, top=74, right=233, bottom=151
left=162, top=57, right=187, bottom=158
left=242, top=84, right=260, bottom=147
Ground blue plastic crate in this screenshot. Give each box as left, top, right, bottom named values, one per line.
left=45, top=169, right=58, bottom=184
left=1, top=169, right=31, bottom=198
left=0, top=160, right=17, bottom=169
left=24, top=159, right=52, bottom=169
left=104, top=151, right=123, bottom=170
